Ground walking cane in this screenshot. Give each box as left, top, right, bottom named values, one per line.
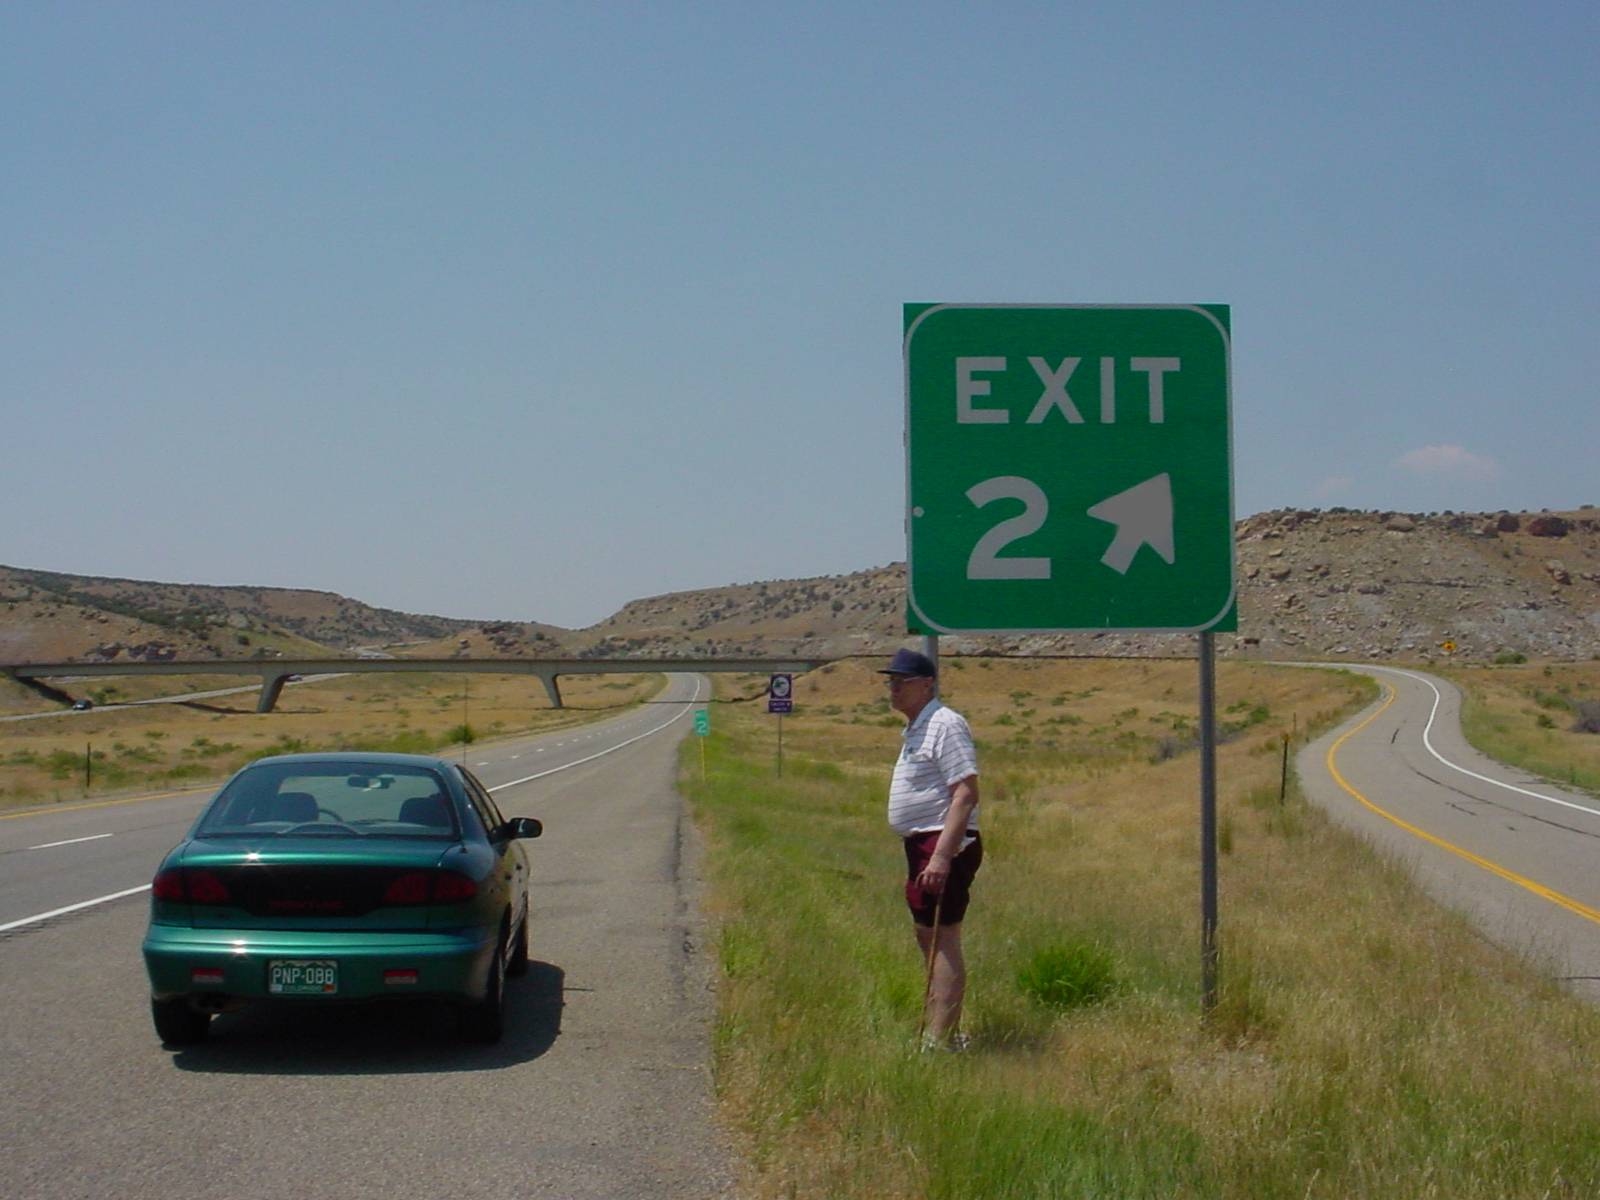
left=916, top=890, right=945, bottom=1047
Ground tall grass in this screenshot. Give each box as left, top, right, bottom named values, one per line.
left=684, top=659, right=1600, bottom=1198
left=1449, top=661, right=1600, bottom=795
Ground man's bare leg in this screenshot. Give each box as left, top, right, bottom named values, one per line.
left=915, top=921, right=965, bottom=1044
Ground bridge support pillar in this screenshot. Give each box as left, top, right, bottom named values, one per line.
left=537, top=671, right=563, bottom=708
left=258, top=673, right=289, bottom=714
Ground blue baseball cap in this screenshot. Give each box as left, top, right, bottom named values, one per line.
left=878, top=648, right=936, bottom=677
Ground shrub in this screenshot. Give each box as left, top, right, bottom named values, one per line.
left=46, top=749, right=81, bottom=780
left=1150, top=735, right=1190, bottom=763
left=1016, top=941, right=1120, bottom=1010
left=1494, top=650, right=1528, bottom=665
left=1572, top=700, right=1600, bottom=735
left=356, top=729, right=437, bottom=755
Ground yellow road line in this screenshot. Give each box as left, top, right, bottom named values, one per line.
left=1327, top=684, right=1600, bottom=927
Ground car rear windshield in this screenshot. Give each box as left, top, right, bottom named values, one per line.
left=196, top=762, right=460, bottom=839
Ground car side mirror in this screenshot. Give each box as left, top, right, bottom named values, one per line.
left=503, top=817, right=542, bottom=840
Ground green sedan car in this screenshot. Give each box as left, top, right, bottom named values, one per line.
left=143, top=752, right=542, bottom=1046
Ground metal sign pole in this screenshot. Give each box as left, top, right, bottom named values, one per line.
left=1198, top=631, right=1219, bottom=1013
left=694, top=708, right=710, bottom=782
left=767, top=673, right=793, bottom=776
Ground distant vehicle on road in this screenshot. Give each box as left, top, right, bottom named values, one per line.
left=142, top=752, right=543, bottom=1046
left=70, top=699, right=93, bottom=711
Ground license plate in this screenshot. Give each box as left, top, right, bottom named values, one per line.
left=268, top=959, right=338, bottom=995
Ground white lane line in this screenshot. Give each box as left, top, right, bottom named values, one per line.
left=0, top=884, right=151, bottom=933
left=27, top=833, right=114, bottom=851
left=1373, top=667, right=1600, bottom=821
left=488, top=680, right=704, bottom=794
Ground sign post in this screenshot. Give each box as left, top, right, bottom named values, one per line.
left=904, top=303, right=1235, bottom=1012
left=694, top=708, right=710, bottom=781
left=768, top=674, right=793, bottom=777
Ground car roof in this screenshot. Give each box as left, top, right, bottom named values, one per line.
left=240, top=751, right=460, bottom=770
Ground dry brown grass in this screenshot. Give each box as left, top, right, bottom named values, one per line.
left=0, top=670, right=662, bottom=808
left=775, top=653, right=1351, bottom=772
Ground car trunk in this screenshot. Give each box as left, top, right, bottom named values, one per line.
left=178, top=837, right=460, bottom=932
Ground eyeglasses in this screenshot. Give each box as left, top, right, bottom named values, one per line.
left=886, top=676, right=929, bottom=690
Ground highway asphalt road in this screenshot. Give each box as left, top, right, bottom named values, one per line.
left=0, top=673, right=734, bottom=1200
left=1297, top=665, right=1600, bottom=1005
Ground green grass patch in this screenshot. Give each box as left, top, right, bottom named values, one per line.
left=1016, top=941, right=1121, bottom=1010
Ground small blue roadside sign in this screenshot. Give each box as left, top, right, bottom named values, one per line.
left=767, top=674, right=793, bottom=714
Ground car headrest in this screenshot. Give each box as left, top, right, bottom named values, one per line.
left=398, top=795, right=451, bottom=828
left=270, top=791, right=319, bottom=824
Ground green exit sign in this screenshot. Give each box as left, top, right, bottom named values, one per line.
left=904, top=304, right=1236, bottom=634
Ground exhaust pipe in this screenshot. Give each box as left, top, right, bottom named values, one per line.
left=193, top=994, right=246, bottom=1014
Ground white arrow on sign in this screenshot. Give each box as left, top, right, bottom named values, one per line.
left=1087, top=474, right=1175, bottom=575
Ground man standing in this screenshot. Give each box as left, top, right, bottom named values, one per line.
left=880, top=647, right=981, bottom=1051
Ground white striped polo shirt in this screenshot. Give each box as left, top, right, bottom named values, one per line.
left=887, top=699, right=979, bottom=838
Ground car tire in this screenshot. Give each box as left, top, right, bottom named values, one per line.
left=459, top=937, right=506, bottom=1044
left=506, top=908, right=530, bottom=979
left=152, top=997, right=211, bottom=1046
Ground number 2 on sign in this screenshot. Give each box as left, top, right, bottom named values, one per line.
left=966, top=477, right=1050, bottom=580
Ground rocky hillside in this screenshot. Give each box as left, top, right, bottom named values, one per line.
left=0, top=565, right=480, bottom=662
left=1227, top=508, right=1600, bottom=662
left=4, top=507, right=1598, bottom=666
left=557, top=506, right=1600, bottom=664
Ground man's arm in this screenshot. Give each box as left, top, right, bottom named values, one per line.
left=916, top=774, right=979, bottom=895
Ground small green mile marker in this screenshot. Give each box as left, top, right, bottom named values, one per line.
left=903, top=304, right=1236, bottom=634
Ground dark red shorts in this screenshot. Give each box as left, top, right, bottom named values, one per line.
left=903, top=831, right=982, bottom=927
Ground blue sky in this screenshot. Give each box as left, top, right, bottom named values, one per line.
left=5, top=2, right=1596, bottom=628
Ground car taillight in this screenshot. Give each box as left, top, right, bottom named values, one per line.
left=381, top=870, right=478, bottom=905
left=383, top=872, right=432, bottom=905
left=188, top=870, right=231, bottom=904
left=432, top=872, right=477, bottom=903
left=152, top=868, right=233, bottom=905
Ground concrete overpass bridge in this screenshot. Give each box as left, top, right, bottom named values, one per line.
left=3, top=656, right=833, bottom=713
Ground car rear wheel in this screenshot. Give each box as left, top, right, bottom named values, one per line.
left=506, top=908, right=530, bottom=978
left=152, top=998, right=211, bottom=1045
left=459, top=938, right=506, bottom=1043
